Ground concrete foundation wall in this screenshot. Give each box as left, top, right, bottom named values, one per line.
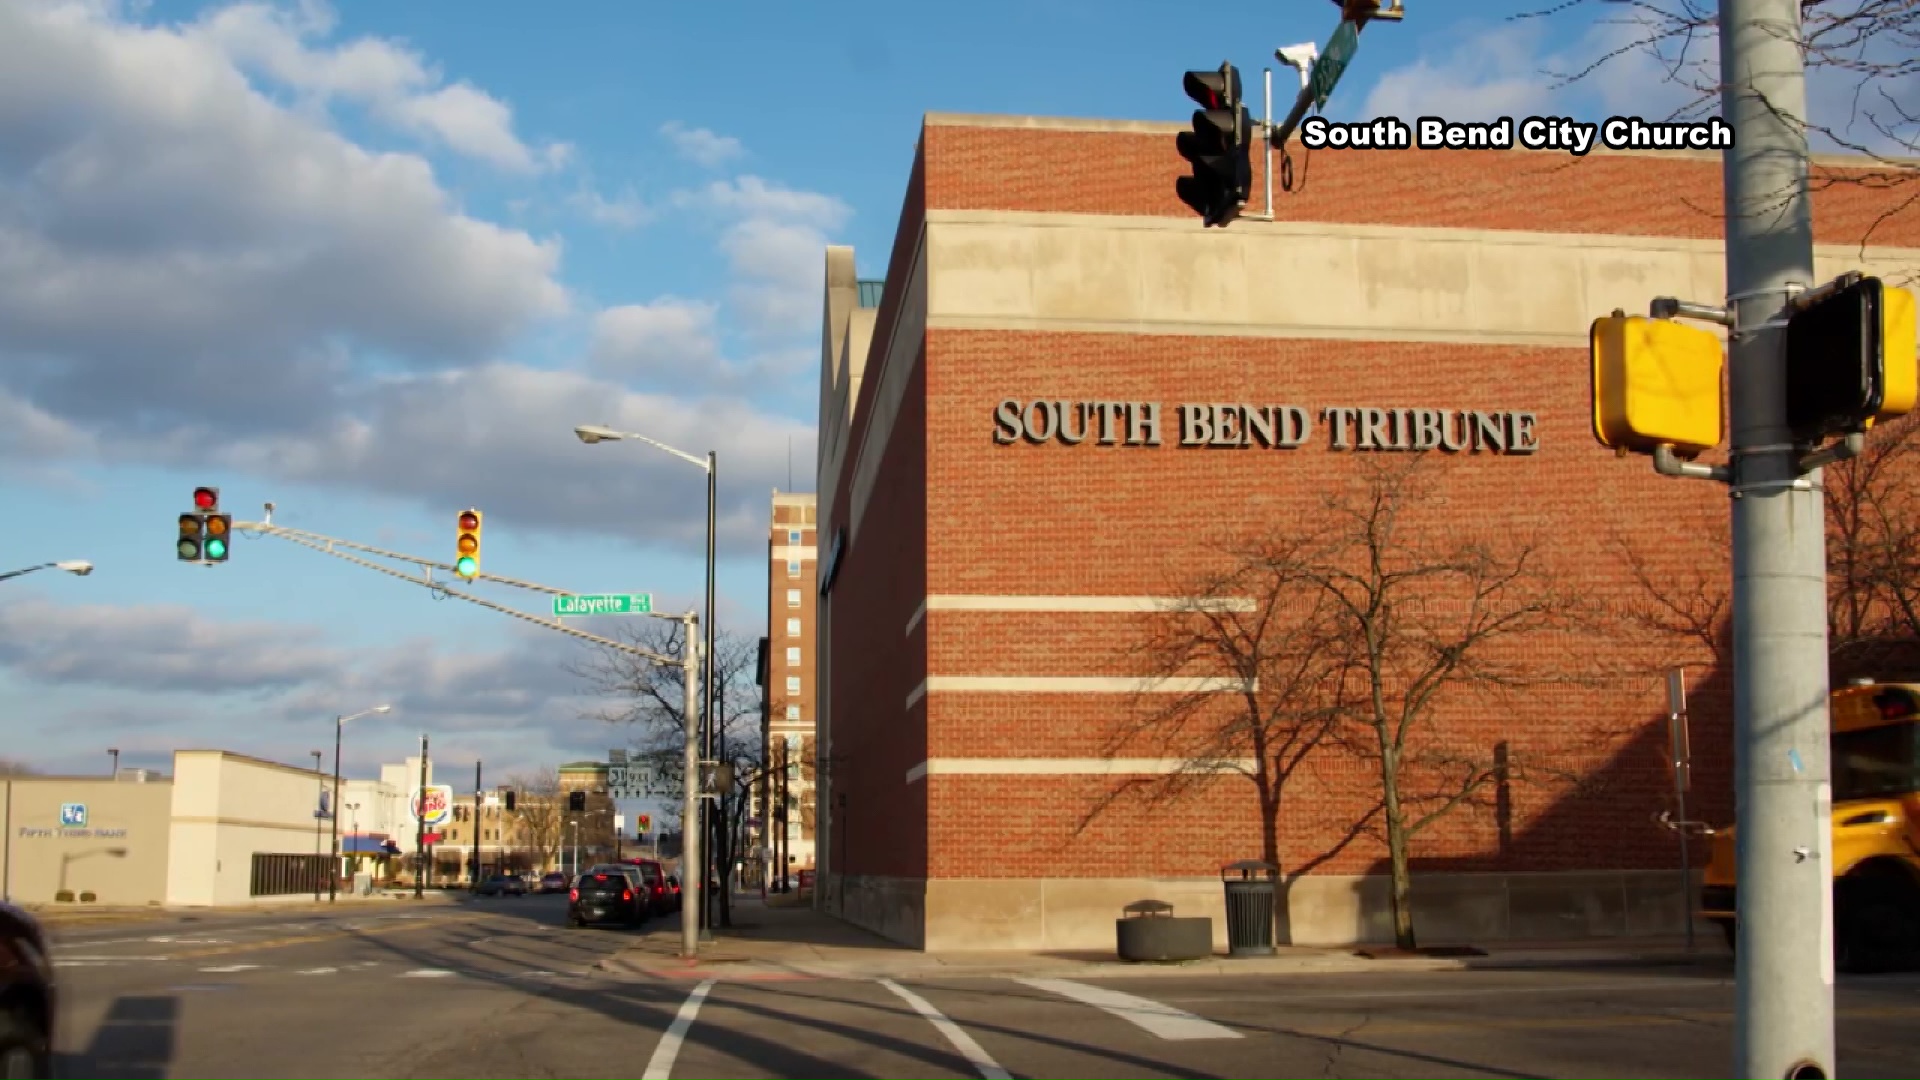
left=826, top=869, right=1711, bottom=952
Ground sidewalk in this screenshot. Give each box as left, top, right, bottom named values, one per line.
left=599, top=894, right=1731, bottom=981
left=23, top=889, right=468, bottom=926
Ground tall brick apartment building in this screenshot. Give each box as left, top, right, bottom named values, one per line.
left=759, top=491, right=820, bottom=883
left=812, top=112, right=1920, bottom=951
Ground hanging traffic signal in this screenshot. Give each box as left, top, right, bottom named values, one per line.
left=177, top=512, right=205, bottom=562
left=1176, top=63, right=1253, bottom=227
left=1785, top=275, right=1919, bottom=443
left=204, top=512, right=231, bottom=562
left=455, top=509, right=482, bottom=580
left=193, top=486, right=219, bottom=512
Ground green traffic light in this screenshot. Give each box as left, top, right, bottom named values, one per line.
left=456, top=556, right=477, bottom=577
left=177, top=538, right=199, bottom=559
left=205, top=538, right=227, bottom=560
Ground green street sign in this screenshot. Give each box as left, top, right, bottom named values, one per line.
left=553, top=593, right=653, bottom=617
left=1309, top=19, right=1360, bottom=112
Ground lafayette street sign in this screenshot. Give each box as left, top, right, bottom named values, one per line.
left=553, top=593, right=654, bottom=617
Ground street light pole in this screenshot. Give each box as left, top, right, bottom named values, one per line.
left=702, top=449, right=719, bottom=939
left=0, top=561, right=92, bottom=583
left=330, top=717, right=344, bottom=903
left=108, top=749, right=119, bottom=778
left=312, top=750, right=324, bottom=902
left=415, top=733, right=429, bottom=900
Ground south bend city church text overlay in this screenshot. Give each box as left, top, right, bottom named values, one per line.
left=1299, top=115, right=1733, bottom=154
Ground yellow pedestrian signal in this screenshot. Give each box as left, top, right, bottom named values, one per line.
left=1877, top=283, right=1917, bottom=423
left=455, top=509, right=482, bottom=580
left=1590, top=314, right=1725, bottom=456
left=1785, top=276, right=1919, bottom=441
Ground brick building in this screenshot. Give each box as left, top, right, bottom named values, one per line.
left=811, top=112, right=1920, bottom=952
left=758, top=491, right=821, bottom=883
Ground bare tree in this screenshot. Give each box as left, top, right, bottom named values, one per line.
left=567, top=621, right=765, bottom=925
left=1826, top=414, right=1920, bottom=676
left=1306, top=459, right=1602, bottom=950
left=1520, top=1, right=1920, bottom=253
left=0, top=759, right=38, bottom=777
left=1088, top=532, right=1375, bottom=904
left=1610, top=517, right=1733, bottom=670
left=503, top=767, right=565, bottom=873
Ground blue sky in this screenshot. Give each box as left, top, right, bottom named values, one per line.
left=0, top=0, right=1894, bottom=782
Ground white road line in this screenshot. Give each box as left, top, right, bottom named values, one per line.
left=299, top=967, right=338, bottom=975
left=199, top=964, right=260, bottom=973
left=1016, top=978, right=1243, bottom=1041
left=401, top=969, right=456, bottom=978
left=1156, top=979, right=1704, bottom=1006
left=880, top=979, right=1013, bottom=1080
left=642, top=979, right=715, bottom=1080
left=53, top=955, right=171, bottom=962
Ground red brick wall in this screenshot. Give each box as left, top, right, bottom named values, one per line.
left=824, top=118, right=1909, bottom=885
left=921, top=121, right=1920, bottom=246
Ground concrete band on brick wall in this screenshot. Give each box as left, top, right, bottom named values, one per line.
left=810, top=115, right=1920, bottom=950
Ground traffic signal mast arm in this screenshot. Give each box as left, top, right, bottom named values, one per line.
left=231, top=514, right=683, bottom=666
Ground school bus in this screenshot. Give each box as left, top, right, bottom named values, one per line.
left=1700, top=681, right=1920, bottom=972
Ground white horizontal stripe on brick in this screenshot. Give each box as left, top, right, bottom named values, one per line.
left=770, top=546, right=817, bottom=561
left=905, top=758, right=1256, bottom=784
left=905, top=595, right=1253, bottom=637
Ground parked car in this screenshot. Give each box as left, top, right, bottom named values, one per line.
left=0, top=902, right=55, bottom=1078
left=476, top=873, right=527, bottom=897
left=567, top=871, right=644, bottom=928
left=537, top=872, right=569, bottom=894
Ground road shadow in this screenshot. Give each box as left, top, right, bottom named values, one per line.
left=59, top=994, right=178, bottom=1079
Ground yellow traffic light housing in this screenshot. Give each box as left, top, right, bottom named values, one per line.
left=1590, top=314, right=1726, bottom=455
left=1785, top=275, right=1918, bottom=441
left=455, top=509, right=482, bottom=580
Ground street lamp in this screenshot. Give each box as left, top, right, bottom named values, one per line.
left=0, top=560, right=93, bottom=583
left=330, top=704, right=394, bottom=903
left=574, top=422, right=718, bottom=937
left=311, top=749, right=324, bottom=901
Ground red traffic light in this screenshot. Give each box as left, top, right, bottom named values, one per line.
left=458, top=511, right=479, bottom=531
left=1184, top=65, right=1242, bottom=111
left=193, top=487, right=219, bottom=511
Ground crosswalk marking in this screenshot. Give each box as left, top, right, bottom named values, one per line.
left=881, top=979, right=1013, bottom=1079
left=642, top=979, right=714, bottom=1080
left=401, top=968, right=456, bottom=978
left=199, top=964, right=259, bottom=973
left=1015, top=978, right=1244, bottom=1041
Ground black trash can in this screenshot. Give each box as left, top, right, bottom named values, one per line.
left=1221, top=859, right=1279, bottom=957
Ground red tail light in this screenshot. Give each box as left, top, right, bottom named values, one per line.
left=622, top=889, right=632, bottom=902
left=568, top=888, right=578, bottom=901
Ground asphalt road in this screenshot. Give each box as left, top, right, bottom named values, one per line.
left=45, top=894, right=1920, bottom=1079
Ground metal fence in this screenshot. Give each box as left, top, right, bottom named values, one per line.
left=249, top=852, right=329, bottom=897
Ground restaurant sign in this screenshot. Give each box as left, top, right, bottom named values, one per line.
left=991, top=400, right=1541, bottom=455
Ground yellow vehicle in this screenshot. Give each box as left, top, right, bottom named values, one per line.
left=1701, top=680, right=1920, bottom=973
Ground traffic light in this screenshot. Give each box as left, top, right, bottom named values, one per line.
left=1785, top=275, right=1919, bottom=443
left=454, top=508, right=482, bottom=580
left=568, top=789, right=586, bottom=812
left=177, top=512, right=204, bottom=562
left=1590, top=314, right=1726, bottom=456
left=636, top=813, right=651, bottom=834
left=502, top=790, right=516, bottom=812
left=204, top=511, right=231, bottom=563
left=1176, top=63, right=1253, bottom=227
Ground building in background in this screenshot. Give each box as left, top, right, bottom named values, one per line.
left=812, top=112, right=1920, bottom=951
left=759, top=491, right=821, bottom=885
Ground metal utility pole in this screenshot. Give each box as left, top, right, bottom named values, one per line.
left=415, top=734, right=429, bottom=900
left=680, top=610, right=704, bottom=959
left=471, top=761, right=482, bottom=889
left=701, top=448, right=719, bottom=942
left=329, top=720, right=345, bottom=903
left=1720, top=2, right=1835, bottom=1077
left=312, top=750, right=324, bottom=902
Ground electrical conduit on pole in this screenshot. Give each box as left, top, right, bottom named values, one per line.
left=681, top=610, right=703, bottom=959
left=1718, top=2, right=1836, bottom=1077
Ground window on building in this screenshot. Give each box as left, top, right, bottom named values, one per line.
left=788, top=529, right=801, bottom=545
left=786, top=704, right=801, bottom=722
left=786, top=617, right=801, bottom=636
left=786, top=676, right=801, bottom=695
left=786, top=589, right=800, bottom=608
left=787, top=559, right=801, bottom=578
left=786, top=646, right=801, bottom=666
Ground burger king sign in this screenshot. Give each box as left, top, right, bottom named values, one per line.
left=409, top=785, right=454, bottom=827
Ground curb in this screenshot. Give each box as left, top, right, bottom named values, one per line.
left=594, top=949, right=1719, bottom=981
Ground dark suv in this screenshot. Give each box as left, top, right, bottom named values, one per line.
left=622, top=858, right=677, bottom=914
left=567, top=871, right=644, bottom=929
left=0, top=902, right=55, bottom=1078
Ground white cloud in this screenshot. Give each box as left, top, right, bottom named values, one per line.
left=590, top=299, right=723, bottom=378
left=189, top=0, right=568, bottom=173
left=0, top=2, right=569, bottom=432
left=0, top=595, right=348, bottom=692
left=659, top=120, right=745, bottom=168
left=671, top=177, right=853, bottom=340
left=569, top=186, right=651, bottom=229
